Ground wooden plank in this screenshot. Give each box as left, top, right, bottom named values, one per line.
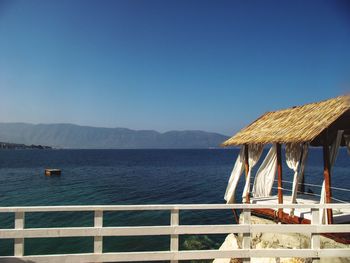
left=3, top=223, right=348, bottom=239
left=323, top=135, right=333, bottom=224
left=244, top=144, right=250, bottom=203
left=318, top=249, right=350, bottom=257
left=173, top=224, right=249, bottom=235
left=170, top=209, right=179, bottom=263
left=276, top=143, right=283, bottom=219
left=316, top=224, right=350, bottom=233
left=251, top=224, right=316, bottom=233
left=252, top=223, right=350, bottom=234
left=0, top=203, right=348, bottom=213
left=0, top=249, right=327, bottom=263
left=14, top=211, right=24, bottom=257
left=0, top=224, right=249, bottom=239
left=94, top=210, right=103, bottom=254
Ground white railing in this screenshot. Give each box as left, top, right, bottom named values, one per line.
left=0, top=203, right=349, bottom=262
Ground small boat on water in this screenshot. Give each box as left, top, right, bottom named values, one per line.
left=45, top=169, right=61, bottom=176
left=222, top=95, right=350, bottom=243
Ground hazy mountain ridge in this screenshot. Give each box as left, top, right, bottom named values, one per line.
left=0, top=123, right=229, bottom=149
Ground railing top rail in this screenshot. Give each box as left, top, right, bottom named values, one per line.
left=0, top=203, right=349, bottom=212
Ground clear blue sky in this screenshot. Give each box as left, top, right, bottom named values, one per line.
left=0, top=0, right=349, bottom=135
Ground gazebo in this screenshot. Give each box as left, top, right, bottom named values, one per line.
left=222, top=95, right=350, bottom=232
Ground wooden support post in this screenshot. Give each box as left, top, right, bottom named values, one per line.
left=231, top=209, right=239, bottom=224
left=14, top=212, right=25, bottom=257
left=170, top=209, right=179, bottom=263
left=299, top=172, right=305, bottom=193
left=94, top=210, right=103, bottom=254
left=244, top=144, right=250, bottom=203
left=298, top=145, right=306, bottom=193
left=276, top=143, right=283, bottom=219
left=242, top=209, right=251, bottom=263
left=323, top=137, right=333, bottom=224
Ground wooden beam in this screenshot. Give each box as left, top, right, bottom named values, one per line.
left=276, top=143, right=283, bottom=219
left=323, top=136, right=333, bottom=224
left=298, top=145, right=306, bottom=193
left=231, top=209, right=239, bottom=224
left=299, top=173, right=305, bottom=193
left=244, top=144, right=250, bottom=203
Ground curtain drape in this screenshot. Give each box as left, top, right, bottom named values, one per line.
left=286, top=143, right=309, bottom=214
left=241, top=144, right=264, bottom=202
left=252, top=144, right=277, bottom=198
left=224, top=147, right=245, bottom=204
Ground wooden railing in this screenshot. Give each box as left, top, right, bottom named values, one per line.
left=0, top=203, right=349, bottom=262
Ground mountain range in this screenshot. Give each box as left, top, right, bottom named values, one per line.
left=0, top=123, right=229, bottom=149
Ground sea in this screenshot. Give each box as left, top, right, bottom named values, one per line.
left=0, top=148, right=349, bottom=258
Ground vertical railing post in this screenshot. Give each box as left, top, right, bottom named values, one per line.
left=242, top=208, right=251, bottom=263
left=170, top=209, right=179, bottom=263
left=311, top=208, right=320, bottom=263
left=14, top=211, right=25, bottom=257
left=94, top=210, right=103, bottom=255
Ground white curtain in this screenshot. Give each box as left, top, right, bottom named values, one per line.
left=320, top=130, right=343, bottom=224
left=297, top=144, right=309, bottom=192
left=286, top=143, right=309, bottom=214
left=224, top=147, right=245, bottom=204
left=242, top=144, right=264, bottom=202
left=252, top=144, right=277, bottom=198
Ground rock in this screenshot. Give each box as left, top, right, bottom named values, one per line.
left=213, top=234, right=240, bottom=263
left=213, top=214, right=350, bottom=263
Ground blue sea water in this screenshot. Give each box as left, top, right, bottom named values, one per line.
left=0, top=148, right=349, bottom=257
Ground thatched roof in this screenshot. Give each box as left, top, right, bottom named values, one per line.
left=222, top=95, right=350, bottom=146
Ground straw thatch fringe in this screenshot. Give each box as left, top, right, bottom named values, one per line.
left=222, top=95, right=350, bottom=146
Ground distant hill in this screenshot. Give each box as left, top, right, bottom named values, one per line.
left=0, top=123, right=229, bottom=149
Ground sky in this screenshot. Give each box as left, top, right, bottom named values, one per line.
left=0, top=0, right=349, bottom=136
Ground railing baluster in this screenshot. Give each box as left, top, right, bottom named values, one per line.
left=94, top=210, right=103, bottom=255
left=242, top=209, right=251, bottom=263
left=14, top=211, right=25, bottom=257
left=170, top=209, right=179, bottom=263
left=311, top=208, right=320, bottom=263
left=0, top=204, right=348, bottom=262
